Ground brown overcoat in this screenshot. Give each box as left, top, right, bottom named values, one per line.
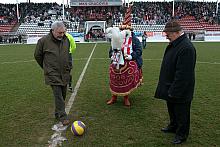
left=34, top=32, right=71, bottom=86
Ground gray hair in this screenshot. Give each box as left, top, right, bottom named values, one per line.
left=51, top=21, right=65, bottom=30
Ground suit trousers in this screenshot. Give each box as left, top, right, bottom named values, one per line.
left=51, top=85, right=68, bottom=121
left=167, top=101, right=191, bottom=139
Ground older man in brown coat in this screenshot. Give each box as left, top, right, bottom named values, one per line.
left=34, top=21, right=71, bottom=125
left=154, top=20, right=196, bottom=144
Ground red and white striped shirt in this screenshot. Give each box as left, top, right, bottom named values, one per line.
left=122, top=36, right=133, bottom=56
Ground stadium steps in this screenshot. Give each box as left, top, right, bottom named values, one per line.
left=199, top=20, right=220, bottom=31
left=177, top=16, right=204, bottom=32
left=113, top=22, right=165, bottom=32
left=11, top=22, right=21, bottom=32
left=17, top=19, right=79, bottom=36
left=0, top=21, right=17, bottom=32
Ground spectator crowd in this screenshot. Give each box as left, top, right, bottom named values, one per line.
left=1, top=1, right=219, bottom=25
left=0, top=1, right=220, bottom=42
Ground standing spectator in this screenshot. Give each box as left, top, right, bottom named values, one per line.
left=65, top=32, right=76, bottom=92
left=142, top=32, right=147, bottom=49
left=188, top=32, right=192, bottom=40
left=0, top=35, right=2, bottom=44
left=49, top=20, right=53, bottom=28
left=34, top=21, right=71, bottom=125
left=74, top=24, right=77, bottom=31
left=154, top=20, right=196, bottom=144
left=18, top=35, right=22, bottom=43
left=192, top=32, right=196, bottom=40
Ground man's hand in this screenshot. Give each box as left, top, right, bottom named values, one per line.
left=125, top=55, right=132, bottom=60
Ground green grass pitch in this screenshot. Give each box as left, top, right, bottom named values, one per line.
left=0, top=42, right=219, bottom=146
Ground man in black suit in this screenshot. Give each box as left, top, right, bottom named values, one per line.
left=154, top=20, right=196, bottom=144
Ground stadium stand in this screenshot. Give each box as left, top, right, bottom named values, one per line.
left=199, top=19, right=220, bottom=31
left=0, top=22, right=17, bottom=32
left=0, top=3, right=18, bottom=33
left=17, top=17, right=79, bottom=35
left=113, top=22, right=165, bottom=33
left=177, top=16, right=204, bottom=32
left=1, top=1, right=220, bottom=42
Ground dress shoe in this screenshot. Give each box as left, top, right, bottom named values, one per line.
left=68, top=87, right=73, bottom=92
left=55, top=113, right=59, bottom=120
left=172, top=136, right=186, bottom=144
left=161, top=126, right=176, bottom=133
left=62, top=119, right=70, bottom=125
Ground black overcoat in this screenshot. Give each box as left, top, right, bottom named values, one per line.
left=154, top=34, right=196, bottom=103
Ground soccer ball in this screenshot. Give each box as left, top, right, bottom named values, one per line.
left=71, top=121, right=86, bottom=136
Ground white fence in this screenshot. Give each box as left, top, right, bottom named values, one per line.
left=26, top=31, right=220, bottom=44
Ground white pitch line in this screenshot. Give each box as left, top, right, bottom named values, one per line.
left=142, top=59, right=220, bottom=65
left=1, top=58, right=220, bottom=65
left=49, top=43, right=97, bottom=147
left=65, top=43, right=97, bottom=114
left=1, top=60, right=35, bottom=64
left=197, top=61, right=220, bottom=65
left=76, top=58, right=220, bottom=64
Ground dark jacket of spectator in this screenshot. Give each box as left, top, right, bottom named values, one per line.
left=154, top=33, right=196, bottom=103
left=34, top=31, right=71, bottom=86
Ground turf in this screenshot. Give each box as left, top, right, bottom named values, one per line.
left=0, top=42, right=219, bottom=146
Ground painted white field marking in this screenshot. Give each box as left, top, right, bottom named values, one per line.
left=196, top=61, right=220, bottom=65
left=65, top=43, right=97, bottom=114
left=1, top=58, right=220, bottom=65
left=1, top=60, right=35, bottom=64
left=48, top=43, right=97, bottom=147
left=143, top=58, right=220, bottom=65
left=89, top=58, right=220, bottom=65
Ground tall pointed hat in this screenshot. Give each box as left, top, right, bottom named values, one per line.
left=120, top=3, right=133, bottom=30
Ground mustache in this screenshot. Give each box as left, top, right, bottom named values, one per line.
left=57, top=36, right=63, bottom=40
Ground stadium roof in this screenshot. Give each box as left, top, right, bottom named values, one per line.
left=0, top=0, right=218, bottom=4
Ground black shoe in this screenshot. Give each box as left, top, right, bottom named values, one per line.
left=172, top=136, right=186, bottom=144
left=68, top=87, right=73, bottom=92
left=61, top=119, right=70, bottom=125
left=55, top=113, right=59, bottom=120
left=161, top=126, right=176, bottom=133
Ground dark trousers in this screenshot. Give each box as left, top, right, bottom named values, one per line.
left=69, top=74, right=72, bottom=87
left=142, top=41, right=146, bottom=49
left=51, top=85, right=68, bottom=121
left=167, top=101, right=191, bottom=139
